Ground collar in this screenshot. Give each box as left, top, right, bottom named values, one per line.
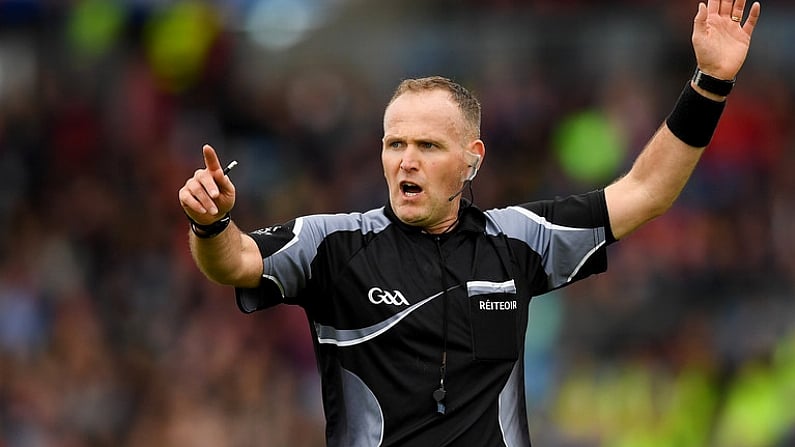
left=383, top=199, right=486, bottom=235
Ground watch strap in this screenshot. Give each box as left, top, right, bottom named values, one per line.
left=188, top=213, right=232, bottom=239
left=692, top=68, right=735, bottom=97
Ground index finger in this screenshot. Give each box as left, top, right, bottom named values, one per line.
left=203, top=144, right=222, bottom=172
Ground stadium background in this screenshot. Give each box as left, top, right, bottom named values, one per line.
left=0, top=0, right=793, bottom=445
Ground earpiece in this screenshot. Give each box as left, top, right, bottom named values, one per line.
left=449, top=152, right=482, bottom=202
left=463, top=152, right=481, bottom=182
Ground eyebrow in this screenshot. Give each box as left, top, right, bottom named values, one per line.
left=382, top=134, right=446, bottom=146
left=416, top=138, right=445, bottom=148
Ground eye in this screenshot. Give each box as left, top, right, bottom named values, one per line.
left=418, top=141, right=438, bottom=150
left=385, top=139, right=403, bottom=149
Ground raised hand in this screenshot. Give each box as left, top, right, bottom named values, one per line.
left=692, top=0, right=761, bottom=80
left=178, top=144, right=236, bottom=225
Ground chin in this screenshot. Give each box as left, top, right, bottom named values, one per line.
left=393, top=204, right=426, bottom=226
left=396, top=211, right=424, bottom=225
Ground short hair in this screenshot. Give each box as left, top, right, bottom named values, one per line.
left=388, top=76, right=481, bottom=139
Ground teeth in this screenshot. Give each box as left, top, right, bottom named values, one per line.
left=400, top=182, right=422, bottom=196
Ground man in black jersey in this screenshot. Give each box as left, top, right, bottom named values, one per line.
left=178, top=1, right=760, bottom=445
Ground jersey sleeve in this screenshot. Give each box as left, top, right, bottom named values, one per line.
left=236, top=215, right=338, bottom=313
left=235, top=219, right=304, bottom=313
left=485, top=189, right=615, bottom=295
left=234, top=209, right=388, bottom=313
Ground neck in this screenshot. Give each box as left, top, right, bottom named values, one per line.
left=423, top=204, right=461, bottom=235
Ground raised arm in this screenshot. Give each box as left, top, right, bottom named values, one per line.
left=178, top=144, right=263, bottom=287
left=604, top=0, right=760, bottom=240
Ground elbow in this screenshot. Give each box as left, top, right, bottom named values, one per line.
left=653, top=186, right=685, bottom=218
left=200, top=261, right=263, bottom=289
left=636, top=177, right=680, bottom=220
left=197, top=261, right=260, bottom=288
left=625, top=188, right=677, bottom=237
left=648, top=198, right=674, bottom=220
left=195, top=264, right=238, bottom=286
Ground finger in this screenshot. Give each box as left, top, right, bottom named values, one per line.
left=186, top=176, right=220, bottom=215
left=179, top=185, right=209, bottom=215
left=694, top=2, right=707, bottom=25
left=719, top=0, right=733, bottom=15
left=215, top=168, right=236, bottom=196
left=195, top=168, right=221, bottom=203
left=707, top=0, right=719, bottom=16
left=179, top=180, right=214, bottom=215
left=731, top=0, right=747, bottom=21
left=743, top=2, right=761, bottom=35
left=202, top=143, right=235, bottom=194
left=203, top=144, right=222, bottom=172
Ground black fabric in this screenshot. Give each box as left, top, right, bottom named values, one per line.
left=666, top=82, right=727, bottom=148
left=234, top=191, right=613, bottom=446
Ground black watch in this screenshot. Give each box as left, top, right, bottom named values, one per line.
left=188, top=213, right=232, bottom=239
left=692, top=68, right=735, bottom=97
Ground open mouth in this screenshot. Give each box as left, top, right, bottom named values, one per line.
left=400, top=181, right=423, bottom=197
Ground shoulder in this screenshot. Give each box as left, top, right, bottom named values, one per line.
left=252, top=207, right=393, bottom=248
left=294, top=207, right=392, bottom=238
left=248, top=207, right=393, bottom=257
left=483, top=190, right=610, bottom=237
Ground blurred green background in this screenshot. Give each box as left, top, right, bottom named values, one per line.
left=1, top=0, right=793, bottom=446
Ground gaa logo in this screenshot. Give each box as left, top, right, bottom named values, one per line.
left=368, top=287, right=409, bottom=306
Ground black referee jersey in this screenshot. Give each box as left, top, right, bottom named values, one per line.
left=235, top=190, right=614, bottom=447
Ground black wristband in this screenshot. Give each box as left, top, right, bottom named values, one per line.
left=188, top=213, right=232, bottom=239
left=665, top=82, right=726, bottom=148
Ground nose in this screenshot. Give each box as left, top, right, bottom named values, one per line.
left=399, top=160, right=416, bottom=172
left=399, top=146, right=419, bottom=172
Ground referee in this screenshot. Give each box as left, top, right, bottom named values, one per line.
left=178, top=1, right=761, bottom=445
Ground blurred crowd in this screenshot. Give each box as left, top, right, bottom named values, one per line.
left=0, top=1, right=794, bottom=446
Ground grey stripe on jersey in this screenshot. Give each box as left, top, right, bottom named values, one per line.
left=484, top=206, right=608, bottom=291
left=498, top=361, right=532, bottom=446
left=264, top=208, right=391, bottom=299
left=339, top=367, right=385, bottom=447
left=315, top=286, right=460, bottom=347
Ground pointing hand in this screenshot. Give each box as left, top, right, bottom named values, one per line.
left=178, top=144, right=237, bottom=225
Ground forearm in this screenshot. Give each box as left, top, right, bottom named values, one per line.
left=189, top=221, right=262, bottom=288
left=607, top=126, right=702, bottom=235
left=605, top=82, right=724, bottom=239
left=638, top=81, right=726, bottom=200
